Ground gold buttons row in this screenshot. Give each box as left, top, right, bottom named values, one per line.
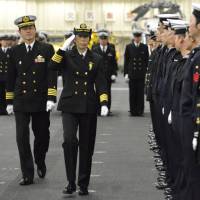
left=22, top=80, right=36, bottom=85
left=74, top=91, right=87, bottom=95
left=22, top=72, right=36, bottom=76
left=76, top=71, right=88, bottom=76
left=75, top=81, right=87, bottom=85
left=22, top=89, right=37, bottom=94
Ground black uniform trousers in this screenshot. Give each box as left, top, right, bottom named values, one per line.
left=171, top=112, right=186, bottom=199
left=15, top=111, right=50, bottom=179
left=62, top=112, right=97, bottom=188
left=180, top=116, right=200, bottom=200
left=0, top=81, right=6, bottom=114
left=129, top=78, right=145, bottom=115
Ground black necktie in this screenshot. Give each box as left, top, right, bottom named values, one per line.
left=27, top=45, right=32, bottom=53
left=80, top=54, right=84, bottom=59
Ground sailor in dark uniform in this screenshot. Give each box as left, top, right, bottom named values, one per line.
left=179, top=3, right=200, bottom=199
left=92, top=29, right=118, bottom=114
left=124, top=30, right=149, bottom=116
left=0, top=34, right=11, bottom=115
left=48, top=24, right=109, bottom=196
left=6, top=15, right=57, bottom=185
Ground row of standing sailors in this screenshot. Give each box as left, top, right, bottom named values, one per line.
left=146, top=5, right=200, bottom=200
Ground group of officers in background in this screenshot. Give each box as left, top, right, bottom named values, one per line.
left=146, top=3, right=200, bottom=200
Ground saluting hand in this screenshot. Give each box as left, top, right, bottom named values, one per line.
left=60, top=34, right=75, bottom=51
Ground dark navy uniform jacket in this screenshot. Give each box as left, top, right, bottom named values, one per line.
left=0, top=48, right=10, bottom=81
left=180, top=47, right=200, bottom=132
left=49, top=47, right=108, bottom=114
left=6, top=41, right=57, bottom=112
left=124, top=42, right=149, bottom=79
left=92, top=43, right=118, bottom=81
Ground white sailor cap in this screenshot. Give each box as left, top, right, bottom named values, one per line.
left=167, top=19, right=188, bottom=27
left=157, top=14, right=180, bottom=23
left=192, top=3, right=200, bottom=18
left=173, top=25, right=189, bottom=35
left=132, top=29, right=142, bottom=36
left=98, top=29, right=109, bottom=38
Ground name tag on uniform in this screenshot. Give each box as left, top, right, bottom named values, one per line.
left=108, top=53, right=113, bottom=57
left=35, top=55, right=45, bottom=63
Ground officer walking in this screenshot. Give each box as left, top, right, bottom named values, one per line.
left=48, top=24, right=109, bottom=196
left=124, top=30, right=149, bottom=116
left=92, top=29, right=118, bottom=114
left=6, top=15, right=57, bottom=185
left=0, top=34, right=10, bottom=115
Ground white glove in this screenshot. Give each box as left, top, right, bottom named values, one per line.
left=6, top=105, right=14, bottom=115
left=168, top=111, right=172, bottom=124
left=124, top=74, right=129, bottom=82
left=193, top=132, right=199, bottom=151
left=111, top=75, right=116, bottom=81
left=162, top=107, right=165, bottom=115
left=100, top=105, right=109, bottom=116
left=46, top=100, right=55, bottom=112
left=192, top=137, right=198, bottom=151
left=60, top=34, right=75, bottom=51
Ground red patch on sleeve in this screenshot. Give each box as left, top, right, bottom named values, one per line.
left=193, top=72, right=199, bottom=82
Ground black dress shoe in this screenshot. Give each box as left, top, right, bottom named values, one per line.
left=63, top=183, right=76, bottom=194
left=155, top=181, right=168, bottom=190
left=37, top=163, right=46, bottom=178
left=78, top=187, right=89, bottom=196
left=19, top=177, right=33, bottom=186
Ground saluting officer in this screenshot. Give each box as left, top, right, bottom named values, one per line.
left=92, top=29, right=118, bottom=114
left=124, top=30, right=149, bottom=116
left=48, top=24, right=109, bottom=196
left=0, top=34, right=10, bottom=115
left=6, top=15, right=57, bottom=185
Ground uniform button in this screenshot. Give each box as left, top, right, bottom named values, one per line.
left=34, top=89, right=37, bottom=92
left=85, top=72, right=88, bottom=75
left=5, top=66, right=7, bottom=69
left=0, top=66, right=2, bottom=68
left=0, top=70, right=2, bottom=72
left=23, top=90, right=27, bottom=94
left=75, top=81, right=78, bottom=85
left=84, top=82, right=87, bottom=85
left=22, top=81, right=26, bottom=85
left=33, top=80, right=36, bottom=83
left=5, top=70, right=7, bottom=73
left=84, top=92, right=87, bottom=95
left=76, top=72, right=79, bottom=75
left=75, top=91, right=78, bottom=95
left=23, top=73, right=26, bottom=75
left=33, top=71, right=36, bottom=75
